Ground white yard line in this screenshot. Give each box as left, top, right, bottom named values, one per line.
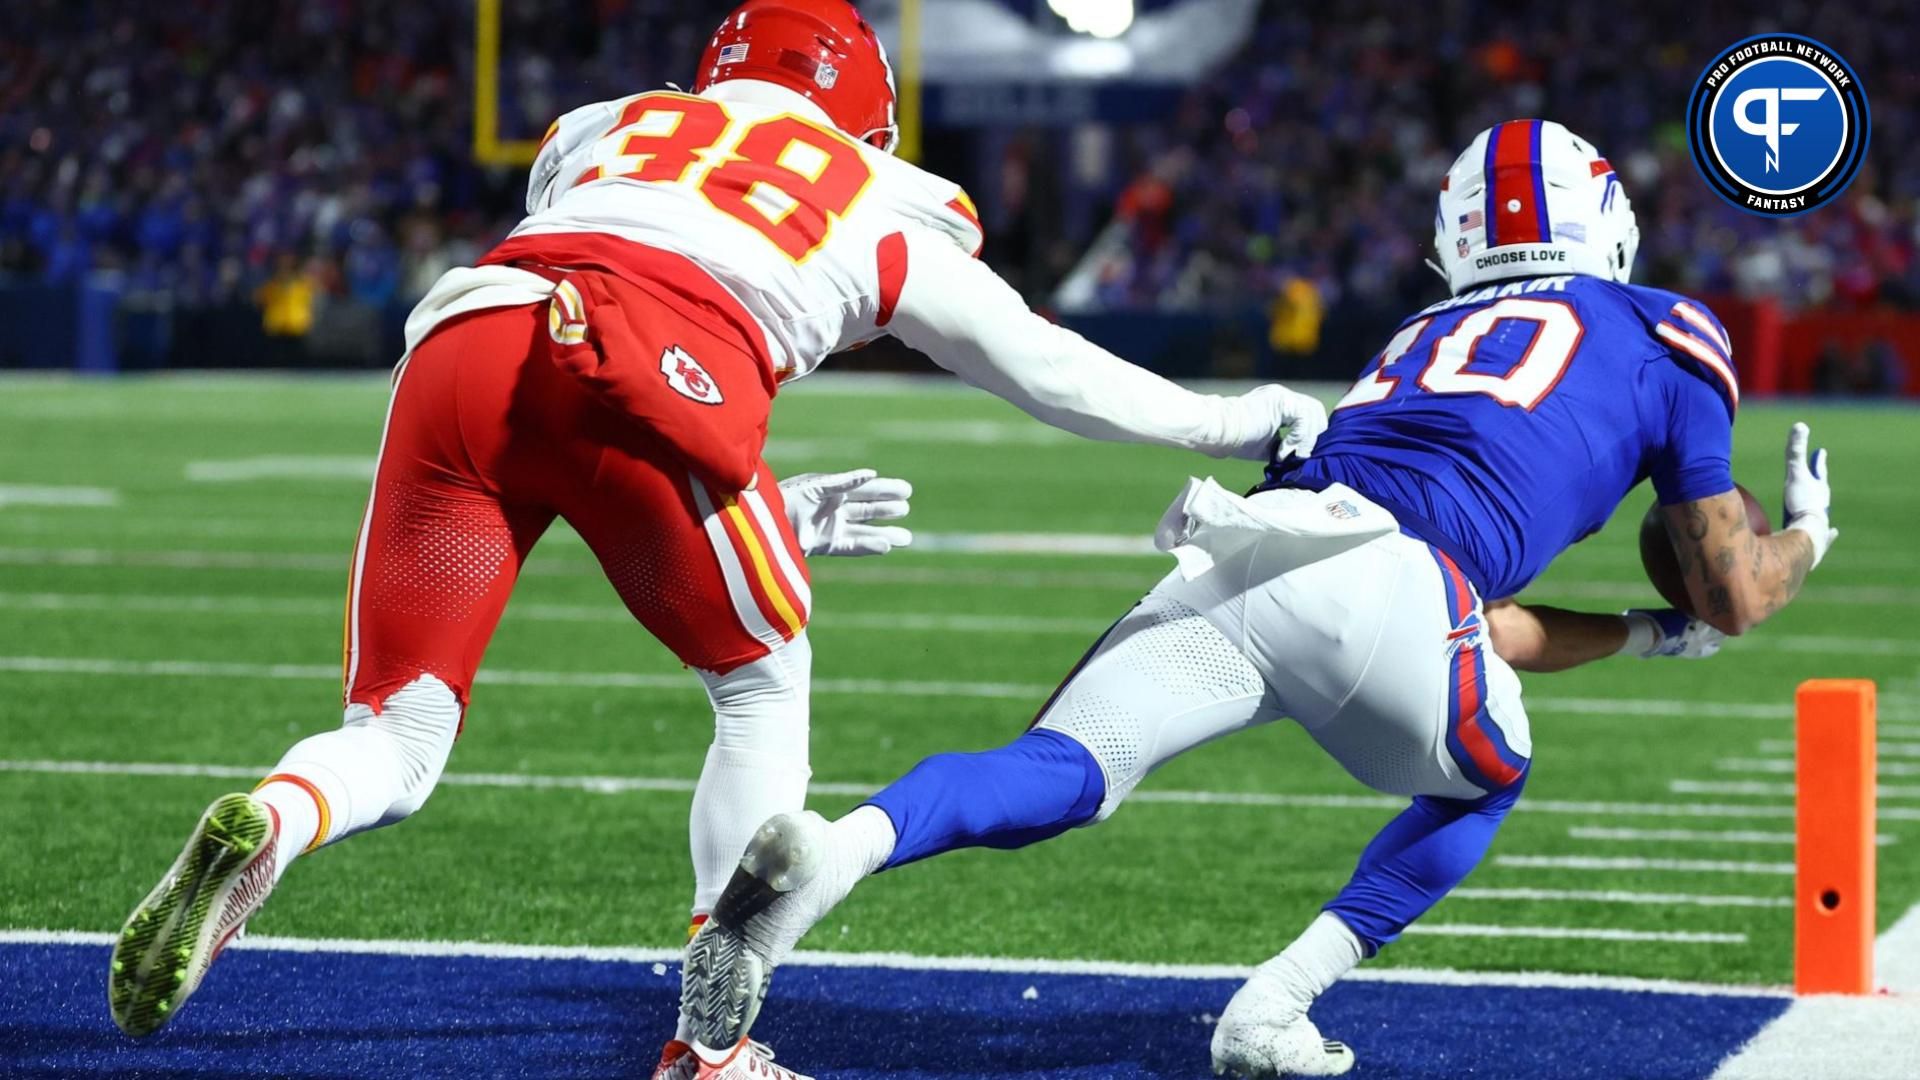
left=0, top=652, right=1798, bottom=721
left=0, top=655, right=1048, bottom=701
left=1494, top=855, right=1796, bottom=875
left=3, top=589, right=1912, bottom=659
left=0, top=927, right=1786, bottom=997
left=1402, top=923, right=1746, bottom=945
left=0, top=591, right=1114, bottom=636
left=1526, top=580, right=1920, bottom=607
left=185, top=457, right=375, bottom=483
left=0, top=542, right=1912, bottom=606
left=911, top=532, right=1159, bottom=557
left=1672, top=779, right=1920, bottom=800
left=1716, top=757, right=1920, bottom=779
left=1448, top=887, right=1789, bottom=909
left=1759, top=739, right=1920, bottom=758
left=1569, top=825, right=1895, bottom=847
left=10, top=757, right=1915, bottom=821
left=1709, top=903, right=1920, bottom=1080
left=0, top=485, right=118, bottom=508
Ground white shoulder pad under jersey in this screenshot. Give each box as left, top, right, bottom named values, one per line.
left=511, top=89, right=984, bottom=380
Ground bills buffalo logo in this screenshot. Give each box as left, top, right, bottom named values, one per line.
left=659, top=345, right=724, bottom=405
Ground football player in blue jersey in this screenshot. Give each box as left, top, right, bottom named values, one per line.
left=678, top=120, right=1839, bottom=1078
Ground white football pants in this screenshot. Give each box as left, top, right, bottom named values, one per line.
left=1037, top=489, right=1533, bottom=816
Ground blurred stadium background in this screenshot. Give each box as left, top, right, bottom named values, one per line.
left=1, top=0, right=1915, bottom=391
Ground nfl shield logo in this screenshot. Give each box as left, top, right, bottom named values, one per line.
left=1326, top=500, right=1360, bottom=520
left=814, top=62, right=839, bottom=89
left=718, top=43, right=749, bottom=65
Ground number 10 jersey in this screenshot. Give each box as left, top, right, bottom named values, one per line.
left=1266, top=274, right=1742, bottom=600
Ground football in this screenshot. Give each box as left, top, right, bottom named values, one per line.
left=1638, top=484, right=1773, bottom=615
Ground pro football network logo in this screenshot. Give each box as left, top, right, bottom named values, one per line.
left=1686, top=34, right=1869, bottom=216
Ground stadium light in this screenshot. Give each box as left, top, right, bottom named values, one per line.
left=1046, top=0, right=1135, bottom=39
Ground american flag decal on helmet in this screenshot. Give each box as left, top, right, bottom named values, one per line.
left=1458, top=209, right=1484, bottom=231
left=718, top=43, right=749, bottom=65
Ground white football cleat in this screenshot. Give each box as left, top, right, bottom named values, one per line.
left=681, top=811, right=830, bottom=1050
left=109, top=792, right=280, bottom=1037
left=693, top=1038, right=815, bottom=1080
left=1210, top=973, right=1355, bottom=1077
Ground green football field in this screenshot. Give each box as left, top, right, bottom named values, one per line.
left=1, top=373, right=1914, bottom=989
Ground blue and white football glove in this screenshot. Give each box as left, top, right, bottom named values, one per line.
left=779, top=469, right=912, bottom=557
left=1623, top=608, right=1725, bottom=660
left=1783, top=421, right=1838, bottom=569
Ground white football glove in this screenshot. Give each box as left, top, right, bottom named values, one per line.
left=1782, top=421, right=1837, bottom=569
left=1227, top=384, right=1328, bottom=462
left=1622, top=608, right=1725, bottom=660
left=778, top=469, right=912, bottom=558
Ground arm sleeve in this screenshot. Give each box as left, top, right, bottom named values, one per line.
left=885, top=229, right=1268, bottom=458
left=1648, top=365, right=1736, bottom=505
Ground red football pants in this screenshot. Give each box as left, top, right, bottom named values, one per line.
left=341, top=301, right=810, bottom=713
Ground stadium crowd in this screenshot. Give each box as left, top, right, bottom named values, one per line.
left=1, top=0, right=1915, bottom=366
left=1089, top=0, right=1920, bottom=316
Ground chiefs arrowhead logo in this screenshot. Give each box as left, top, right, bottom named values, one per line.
left=659, top=345, right=723, bottom=405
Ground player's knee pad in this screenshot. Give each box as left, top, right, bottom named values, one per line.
left=697, top=631, right=812, bottom=765
left=1035, top=594, right=1266, bottom=821
left=343, top=673, right=461, bottom=824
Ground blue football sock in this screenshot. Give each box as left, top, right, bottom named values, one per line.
left=1324, top=768, right=1528, bottom=953
left=864, top=728, right=1107, bottom=869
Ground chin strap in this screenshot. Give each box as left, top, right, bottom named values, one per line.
left=1423, top=256, right=1449, bottom=285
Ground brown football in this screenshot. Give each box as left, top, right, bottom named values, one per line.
left=1638, top=484, right=1772, bottom=615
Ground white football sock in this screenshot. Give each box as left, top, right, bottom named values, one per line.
left=687, top=635, right=813, bottom=915
left=254, top=674, right=461, bottom=882
left=1253, top=912, right=1367, bottom=1010
left=745, top=805, right=896, bottom=966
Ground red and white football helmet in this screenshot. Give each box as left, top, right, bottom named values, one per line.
left=1433, top=119, right=1640, bottom=295
left=694, top=0, right=900, bottom=154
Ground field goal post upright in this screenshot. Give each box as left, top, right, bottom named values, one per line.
left=474, top=0, right=542, bottom=167
left=1794, top=678, right=1877, bottom=995
left=896, top=0, right=923, bottom=161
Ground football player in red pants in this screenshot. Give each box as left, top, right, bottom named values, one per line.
left=108, top=3, right=1328, bottom=1077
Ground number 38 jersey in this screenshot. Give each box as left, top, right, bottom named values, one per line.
left=499, top=87, right=984, bottom=381
left=1264, top=274, right=1741, bottom=600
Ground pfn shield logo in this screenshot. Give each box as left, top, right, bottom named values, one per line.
left=1687, top=34, right=1869, bottom=217
left=659, top=346, right=724, bottom=405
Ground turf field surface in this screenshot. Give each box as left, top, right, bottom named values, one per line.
left=0, top=373, right=1916, bottom=1076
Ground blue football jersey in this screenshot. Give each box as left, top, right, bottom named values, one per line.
left=1265, top=274, right=1740, bottom=599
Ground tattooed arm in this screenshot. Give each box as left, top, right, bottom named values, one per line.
left=1661, top=492, right=1813, bottom=635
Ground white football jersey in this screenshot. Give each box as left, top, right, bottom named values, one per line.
left=507, top=87, right=984, bottom=381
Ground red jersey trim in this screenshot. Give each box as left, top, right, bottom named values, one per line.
left=875, top=232, right=908, bottom=327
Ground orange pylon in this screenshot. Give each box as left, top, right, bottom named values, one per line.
left=1794, top=679, right=1877, bottom=995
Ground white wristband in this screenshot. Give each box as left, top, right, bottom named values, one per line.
left=1786, top=512, right=1833, bottom=570
left=1618, top=611, right=1659, bottom=658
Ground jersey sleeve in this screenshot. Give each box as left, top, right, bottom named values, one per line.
left=524, top=97, right=630, bottom=215
left=1648, top=296, right=1739, bottom=419
left=1647, top=361, right=1736, bottom=506
left=870, top=153, right=984, bottom=258
left=884, top=228, right=1273, bottom=458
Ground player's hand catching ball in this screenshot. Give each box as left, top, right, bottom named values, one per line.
left=1623, top=608, right=1725, bottom=660
left=1230, top=384, right=1328, bottom=462
left=779, top=469, right=913, bottom=558
left=1782, top=421, right=1838, bottom=569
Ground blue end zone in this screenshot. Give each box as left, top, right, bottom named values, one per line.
left=1, top=942, right=1784, bottom=1079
